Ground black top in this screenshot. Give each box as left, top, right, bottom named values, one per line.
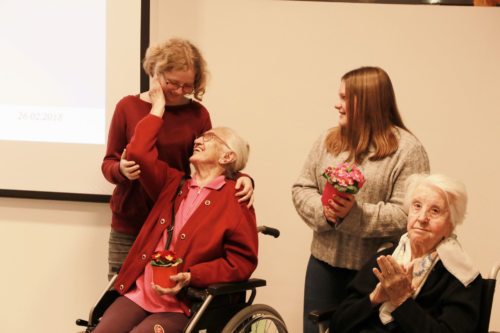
left=330, top=247, right=483, bottom=333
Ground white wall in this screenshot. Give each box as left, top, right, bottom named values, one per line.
left=0, top=198, right=110, bottom=332
left=153, top=0, right=500, bottom=331
left=0, top=1, right=499, bottom=332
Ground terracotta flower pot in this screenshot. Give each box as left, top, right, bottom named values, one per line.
left=321, top=183, right=349, bottom=206
left=152, top=265, right=178, bottom=288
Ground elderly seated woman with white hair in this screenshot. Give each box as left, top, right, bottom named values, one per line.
left=330, top=173, right=483, bottom=333
left=93, top=85, right=258, bottom=333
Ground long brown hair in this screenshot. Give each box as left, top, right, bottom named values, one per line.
left=326, top=67, right=408, bottom=163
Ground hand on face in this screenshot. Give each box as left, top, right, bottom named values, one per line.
left=372, top=255, right=414, bottom=307
left=159, top=69, right=196, bottom=106
left=151, top=272, right=191, bottom=296
left=148, top=76, right=166, bottom=116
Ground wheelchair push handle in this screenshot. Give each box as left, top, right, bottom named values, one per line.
left=257, top=225, right=280, bottom=238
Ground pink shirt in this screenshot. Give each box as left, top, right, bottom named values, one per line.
left=125, top=175, right=226, bottom=313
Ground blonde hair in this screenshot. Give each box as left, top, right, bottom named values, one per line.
left=404, top=173, right=468, bottom=228
left=325, top=66, right=408, bottom=163
left=143, top=38, right=208, bottom=101
left=212, top=127, right=250, bottom=178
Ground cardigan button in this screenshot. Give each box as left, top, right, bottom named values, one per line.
left=180, top=233, right=186, bottom=240
left=204, top=200, right=211, bottom=206
left=141, top=254, right=147, bottom=260
left=119, top=284, right=124, bottom=290
left=159, top=218, right=166, bottom=224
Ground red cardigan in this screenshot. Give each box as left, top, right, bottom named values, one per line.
left=114, top=114, right=258, bottom=314
left=101, top=95, right=212, bottom=235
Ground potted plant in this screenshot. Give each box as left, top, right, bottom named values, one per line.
left=321, top=162, right=366, bottom=206
left=150, top=250, right=183, bottom=288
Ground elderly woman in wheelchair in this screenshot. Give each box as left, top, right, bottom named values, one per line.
left=328, top=173, right=483, bottom=333
left=92, top=93, right=259, bottom=333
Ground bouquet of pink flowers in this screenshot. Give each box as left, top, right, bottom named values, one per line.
left=321, top=163, right=366, bottom=205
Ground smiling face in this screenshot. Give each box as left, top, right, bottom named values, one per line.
left=334, top=80, right=348, bottom=128
left=160, top=68, right=195, bottom=105
left=189, top=130, right=232, bottom=166
left=407, top=184, right=453, bottom=257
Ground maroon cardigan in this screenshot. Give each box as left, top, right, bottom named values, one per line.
left=114, top=114, right=258, bottom=314
left=101, top=95, right=212, bottom=235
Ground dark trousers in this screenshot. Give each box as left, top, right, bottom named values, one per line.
left=303, top=255, right=357, bottom=333
left=93, top=296, right=189, bottom=333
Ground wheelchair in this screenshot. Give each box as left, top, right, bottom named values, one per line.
left=309, top=261, right=500, bottom=333
left=76, top=226, right=288, bottom=333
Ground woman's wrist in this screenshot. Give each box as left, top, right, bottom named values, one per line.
left=389, top=290, right=413, bottom=307
left=150, top=104, right=165, bottom=118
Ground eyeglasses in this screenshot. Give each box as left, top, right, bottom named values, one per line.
left=164, top=78, right=195, bottom=94
left=200, top=132, right=232, bottom=151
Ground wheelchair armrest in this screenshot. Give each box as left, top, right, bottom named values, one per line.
left=308, top=306, right=337, bottom=324
left=207, top=278, right=266, bottom=296
left=185, top=278, right=266, bottom=302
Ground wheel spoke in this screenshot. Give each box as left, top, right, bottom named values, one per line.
left=222, top=304, right=288, bottom=333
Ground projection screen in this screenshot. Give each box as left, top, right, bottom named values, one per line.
left=0, top=0, right=144, bottom=201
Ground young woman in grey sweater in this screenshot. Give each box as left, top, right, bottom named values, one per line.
left=292, top=66, right=430, bottom=333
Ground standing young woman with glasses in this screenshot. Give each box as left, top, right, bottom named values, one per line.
left=102, top=38, right=254, bottom=279
left=292, top=66, right=430, bottom=333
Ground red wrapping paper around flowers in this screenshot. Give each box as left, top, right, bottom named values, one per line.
left=321, top=163, right=366, bottom=207
left=321, top=182, right=350, bottom=206
left=152, top=265, right=178, bottom=288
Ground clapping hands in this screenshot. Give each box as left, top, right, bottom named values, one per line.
left=370, top=255, right=414, bottom=307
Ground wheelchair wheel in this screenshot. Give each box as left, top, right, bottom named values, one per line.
left=221, top=303, right=288, bottom=333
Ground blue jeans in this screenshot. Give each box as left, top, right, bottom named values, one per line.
left=303, top=255, right=357, bottom=333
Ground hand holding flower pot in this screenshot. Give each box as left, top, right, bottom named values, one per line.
left=321, top=163, right=366, bottom=207
left=150, top=250, right=183, bottom=289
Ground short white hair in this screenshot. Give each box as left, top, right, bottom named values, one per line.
left=211, top=127, right=250, bottom=176
left=404, top=174, right=468, bottom=228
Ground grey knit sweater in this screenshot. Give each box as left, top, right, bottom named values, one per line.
left=292, top=127, right=430, bottom=270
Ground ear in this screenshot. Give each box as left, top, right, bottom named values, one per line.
left=218, top=151, right=236, bottom=165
